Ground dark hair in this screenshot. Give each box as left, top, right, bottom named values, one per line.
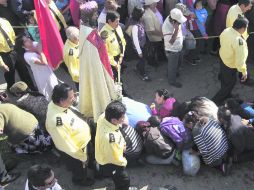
left=131, top=7, right=144, bottom=22
left=183, top=111, right=200, bottom=126
left=233, top=17, right=249, bottom=29
left=106, top=11, right=120, bottom=23
left=15, top=34, right=26, bottom=51
left=105, top=100, right=126, bottom=122
left=156, top=89, right=170, bottom=100
left=26, top=11, right=35, bottom=25
left=171, top=101, right=190, bottom=120
left=238, top=0, right=252, bottom=6
left=224, top=98, right=252, bottom=119
left=217, top=106, right=231, bottom=124
left=52, top=83, right=73, bottom=104
left=147, top=115, right=161, bottom=127
left=136, top=121, right=151, bottom=135
left=27, top=165, right=52, bottom=187
left=194, top=0, right=203, bottom=9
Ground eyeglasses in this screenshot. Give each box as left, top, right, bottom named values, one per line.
left=45, top=176, right=56, bottom=187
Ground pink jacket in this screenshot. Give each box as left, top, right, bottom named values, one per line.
left=152, top=98, right=176, bottom=118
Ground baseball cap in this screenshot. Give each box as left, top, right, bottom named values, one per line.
left=145, top=0, right=160, bottom=6
left=170, top=8, right=187, bottom=24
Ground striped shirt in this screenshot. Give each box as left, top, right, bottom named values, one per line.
left=120, top=125, right=143, bottom=160
left=193, top=119, right=228, bottom=165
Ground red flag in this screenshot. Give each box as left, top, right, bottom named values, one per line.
left=34, top=0, right=63, bottom=69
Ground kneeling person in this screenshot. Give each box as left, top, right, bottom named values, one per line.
left=46, top=83, right=94, bottom=186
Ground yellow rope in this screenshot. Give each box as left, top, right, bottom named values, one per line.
left=12, top=25, right=38, bottom=28
left=10, top=25, right=254, bottom=40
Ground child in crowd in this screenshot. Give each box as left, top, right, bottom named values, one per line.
left=55, top=0, right=72, bottom=24
left=194, top=0, right=208, bottom=39
left=27, top=12, right=40, bottom=42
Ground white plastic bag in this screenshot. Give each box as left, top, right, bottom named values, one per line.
left=182, top=149, right=200, bottom=176
left=184, top=30, right=196, bottom=50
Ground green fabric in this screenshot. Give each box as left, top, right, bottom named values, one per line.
left=0, top=103, right=38, bottom=144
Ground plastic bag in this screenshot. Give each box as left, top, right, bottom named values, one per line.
left=182, top=149, right=200, bottom=176
left=184, top=30, right=196, bottom=50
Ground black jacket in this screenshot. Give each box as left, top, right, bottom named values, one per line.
left=228, top=115, right=254, bottom=155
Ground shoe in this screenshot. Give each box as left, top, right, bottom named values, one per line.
left=0, top=172, right=20, bottom=185
left=142, top=75, right=151, bottom=82
left=210, top=50, right=219, bottom=56
left=169, top=82, right=182, bottom=88
left=193, top=57, right=201, bottom=62
left=184, top=57, right=197, bottom=66
left=129, top=186, right=139, bottom=190
left=220, top=160, right=232, bottom=176
left=72, top=178, right=95, bottom=186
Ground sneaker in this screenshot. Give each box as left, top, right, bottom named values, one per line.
left=0, top=172, right=20, bottom=185
left=169, top=82, right=182, bottom=88
left=129, top=186, right=139, bottom=190
left=142, top=75, right=151, bottom=82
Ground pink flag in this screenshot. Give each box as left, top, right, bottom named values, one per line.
left=34, top=0, right=64, bottom=69
left=70, top=0, right=80, bottom=28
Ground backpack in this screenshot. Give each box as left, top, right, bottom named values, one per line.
left=160, top=117, right=192, bottom=150
left=143, top=127, right=175, bottom=159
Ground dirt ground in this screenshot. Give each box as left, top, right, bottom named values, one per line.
left=1, top=50, right=254, bottom=190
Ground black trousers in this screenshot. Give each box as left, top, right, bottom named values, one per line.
left=1, top=50, right=37, bottom=90
left=61, top=151, right=88, bottom=181
left=0, top=153, right=7, bottom=181
left=146, top=40, right=166, bottom=67
left=212, top=61, right=237, bottom=105
left=99, top=164, right=130, bottom=190
left=136, top=47, right=146, bottom=76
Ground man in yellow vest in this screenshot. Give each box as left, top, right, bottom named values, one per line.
left=0, top=17, right=35, bottom=90
left=95, top=101, right=138, bottom=190
left=212, top=17, right=249, bottom=105
left=46, top=83, right=94, bottom=186
left=226, top=0, right=252, bottom=39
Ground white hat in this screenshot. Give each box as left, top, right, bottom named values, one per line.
left=170, top=8, right=187, bottom=24
left=145, top=0, right=160, bottom=6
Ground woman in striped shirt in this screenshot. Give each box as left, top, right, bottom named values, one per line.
left=184, top=112, right=230, bottom=174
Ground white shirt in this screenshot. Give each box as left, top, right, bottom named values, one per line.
left=98, top=8, right=107, bottom=31
left=25, top=180, right=62, bottom=190
left=131, top=25, right=142, bottom=55
left=162, top=16, right=184, bottom=52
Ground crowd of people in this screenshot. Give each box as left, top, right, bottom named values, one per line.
left=0, top=0, right=254, bottom=189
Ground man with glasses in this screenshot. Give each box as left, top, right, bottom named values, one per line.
left=25, top=165, right=62, bottom=190
left=46, top=83, right=94, bottom=186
